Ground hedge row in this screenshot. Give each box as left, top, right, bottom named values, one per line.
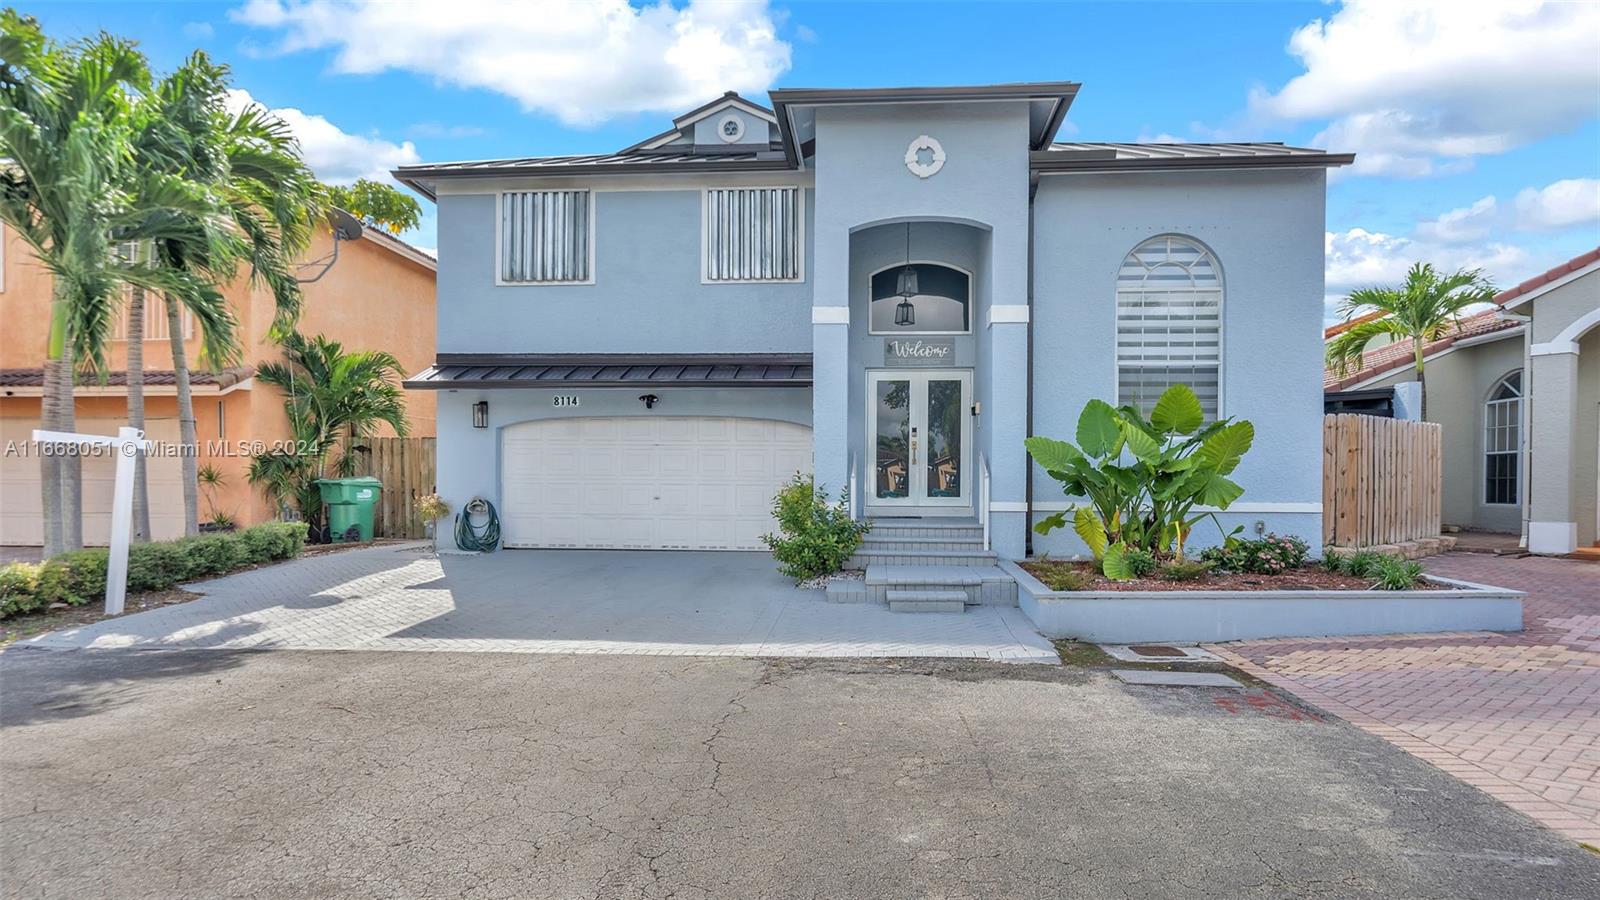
left=0, top=522, right=308, bottom=620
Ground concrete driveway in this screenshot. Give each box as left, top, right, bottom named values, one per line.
left=18, top=544, right=1056, bottom=662
left=5, top=649, right=1600, bottom=899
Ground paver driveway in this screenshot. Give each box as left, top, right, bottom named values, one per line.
left=1213, top=553, right=1600, bottom=845
left=18, top=544, right=1057, bottom=662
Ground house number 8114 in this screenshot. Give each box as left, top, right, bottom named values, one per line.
left=552, top=396, right=579, bottom=407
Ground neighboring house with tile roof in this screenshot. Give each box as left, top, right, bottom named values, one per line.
left=0, top=222, right=437, bottom=545
left=1322, top=249, right=1600, bottom=554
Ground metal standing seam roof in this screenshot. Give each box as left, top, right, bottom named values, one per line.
left=403, top=354, right=813, bottom=390
left=1035, top=142, right=1354, bottom=171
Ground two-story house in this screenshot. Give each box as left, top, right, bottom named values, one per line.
left=397, top=82, right=1351, bottom=565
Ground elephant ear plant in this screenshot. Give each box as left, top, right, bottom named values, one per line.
left=1025, top=384, right=1255, bottom=580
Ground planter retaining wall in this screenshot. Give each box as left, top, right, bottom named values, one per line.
left=999, top=560, right=1524, bottom=644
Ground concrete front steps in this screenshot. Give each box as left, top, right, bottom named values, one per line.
left=1571, top=543, right=1600, bottom=562
left=824, top=518, right=1018, bottom=612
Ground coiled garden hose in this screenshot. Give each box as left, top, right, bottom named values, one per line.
left=455, top=497, right=501, bottom=552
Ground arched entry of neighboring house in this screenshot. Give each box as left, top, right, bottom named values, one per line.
left=498, top=416, right=812, bottom=550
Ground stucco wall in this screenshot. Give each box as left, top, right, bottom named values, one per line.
left=808, top=101, right=1032, bottom=554
left=434, top=186, right=814, bottom=354
left=1576, top=330, right=1599, bottom=546
left=432, top=387, right=812, bottom=547
left=1524, top=269, right=1599, bottom=549
left=1361, top=336, right=1525, bottom=533
left=1029, top=169, right=1327, bottom=556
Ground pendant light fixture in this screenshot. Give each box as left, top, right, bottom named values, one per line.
left=894, top=222, right=918, bottom=327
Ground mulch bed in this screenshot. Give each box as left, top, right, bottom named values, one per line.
left=1020, top=559, right=1446, bottom=593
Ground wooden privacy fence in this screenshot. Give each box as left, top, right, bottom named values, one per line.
left=1322, top=414, right=1442, bottom=548
left=349, top=437, right=436, bottom=539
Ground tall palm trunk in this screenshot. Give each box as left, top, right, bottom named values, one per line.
left=1413, top=337, right=1428, bottom=422
left=40, top=281, right=83, bottom=555
left=166, top=294, right=199, bottom=536
left=126, top=270, right=152, bottom=541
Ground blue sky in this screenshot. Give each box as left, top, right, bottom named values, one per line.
left=29, top=1, right=1600, bottom=319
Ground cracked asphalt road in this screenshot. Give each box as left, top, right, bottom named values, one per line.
left=3, top=649, right=1599, bottom=899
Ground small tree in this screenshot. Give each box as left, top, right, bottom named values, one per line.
left=760, top=474, right=870, bottom=582
left=324, top=179, right=422, bottom=234
left=1026, top=384, right=1254, bottom=579
left=248, top=331, right=408, bottom=535
left=1325, top=262, right=1496, bottom=419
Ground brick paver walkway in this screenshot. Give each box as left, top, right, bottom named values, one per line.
left=19, top=544, right=1058, bottom=663
left=1211, top=553, right=1600, bottom=845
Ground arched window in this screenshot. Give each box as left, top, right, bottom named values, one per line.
left=1484, top=370, right=1522, bottom=506
left=1116, top=235, right=1223, bottom=418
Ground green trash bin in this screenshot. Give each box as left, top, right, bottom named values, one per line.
left=315, top=476, right=383, bottom=542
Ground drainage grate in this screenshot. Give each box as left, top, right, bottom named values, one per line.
left=1130, top=645, right=1185, bottom=657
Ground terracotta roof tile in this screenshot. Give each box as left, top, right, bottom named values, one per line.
left=1493, top=247, right=1600, bottom=307
left=1323, top=310, right=1519, bottom=392
left=0, top=366, right=254, bottom=389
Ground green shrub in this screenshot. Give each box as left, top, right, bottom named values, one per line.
left=1369, top=555, right=1424, bottom=590
left=1321, top=547, right=1344, bottom=572
left=1202, top=534, right=1310, bottom=575
left=0, top=522, right=309, bottom=620
left=1339, top=550, right=1383, bottom=579
left=1023, top=560, right=1093, bottom=591
left=760, top=474, right=871, bottom=582
left=1158, top=559, right=1213, bottom=582
left=1122, top=547, right=1159, bottom=578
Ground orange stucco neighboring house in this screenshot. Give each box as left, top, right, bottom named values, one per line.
left=0, top=221, right=437, bottom=545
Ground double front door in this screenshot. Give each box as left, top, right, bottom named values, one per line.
left=867, top=370, right=973, bottom=511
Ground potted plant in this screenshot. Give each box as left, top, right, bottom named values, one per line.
left=416, top=493, right=451, bottom=540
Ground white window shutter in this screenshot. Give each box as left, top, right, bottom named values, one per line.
left=704, top=187, right=800, bottom=281
left=500, top=190, right=590, bottom=283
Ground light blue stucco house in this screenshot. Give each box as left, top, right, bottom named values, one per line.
left=396, top=83, right=1352, bottom=576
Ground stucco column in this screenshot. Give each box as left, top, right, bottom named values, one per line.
left=985, top=315, right=1029, bottom=558
left=811, top=316, right=851, bottom=500
left=1528, top=349, right=1579, bottom=554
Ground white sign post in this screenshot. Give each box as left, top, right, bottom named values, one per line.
left=32, top=427, right=152, bottom=616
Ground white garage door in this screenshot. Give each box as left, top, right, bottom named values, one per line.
left=500, top=416, right=813, bottom=550
left=0, top=417, right=186, bottom=545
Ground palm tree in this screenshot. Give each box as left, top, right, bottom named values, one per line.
left=0, top=13, right=220, bottom=555
left=249, top=331, right=408, bottom=536
left=125, top=52, right=322, bottom=535
left=1325, top=262, right=1498, bottom=419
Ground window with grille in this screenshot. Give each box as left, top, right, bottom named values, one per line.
left=112, top=289, right=194, bottom=341
left=1116, top=235, right=1223, bottom=418
left=703, top=187, right=802, bottom=282
left=499, top=190, right=591, bottom=283
left=1484, top=370, right=1521, bottom=506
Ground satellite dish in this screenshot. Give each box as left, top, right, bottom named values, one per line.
left=296, top=208, right=365, bottom=283
left=330, top=207, right=364, bottom=242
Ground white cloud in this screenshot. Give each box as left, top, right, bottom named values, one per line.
left=225, top=88, right=420, bottom=185
left=1514, top=178, right=1600, bottom=232
left=182, top=21, right=215, bottom=39
left=1415, top=195, right=1497, bottom=244
left=1323, top=227, right=1530, bottom=321
left=406, top=122, right=488, bottom=139
left=1252, top=0, right=1600, bottom=177
left=232, top=0, right=793, bottom=127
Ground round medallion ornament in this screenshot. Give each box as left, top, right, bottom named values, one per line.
left=904, top=135, right=946, bottom=178
left=717, top=114, right=745, bottom=143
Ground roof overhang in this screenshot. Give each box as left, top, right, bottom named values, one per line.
left=393, top=156, right=795, bottom=201
left=0, top=368, right=255, bottom=398
left=404, top=353, right=813, bottom=390
left=1323, top=326, right=1524, bottom=393
left=1031, top=149, right=1356, bottom=175
left=770, top=82, right=1081, bottom=167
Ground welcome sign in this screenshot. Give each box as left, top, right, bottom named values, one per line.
left=884, top=338, right=956, bottom=367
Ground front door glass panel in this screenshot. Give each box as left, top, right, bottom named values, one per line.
left=875, top=378, right=911, bottom=499
left=925, top=378, right=963, bottom=499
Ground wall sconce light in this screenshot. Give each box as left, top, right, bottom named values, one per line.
left=472, top=400, right=489, bottom=428
left=639, top=394, right=660, bottom=409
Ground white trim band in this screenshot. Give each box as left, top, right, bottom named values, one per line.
left=988, top=305, right=1030, bottom=325
left=812, top=307, right=849, bottom=324
left=1531, top=341, right=1579, bottom=357
left=1019, top=501, right=1322, bottom=515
